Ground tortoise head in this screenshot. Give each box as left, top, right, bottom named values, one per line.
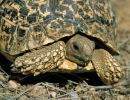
left=66, top=34, right=95, bottom=66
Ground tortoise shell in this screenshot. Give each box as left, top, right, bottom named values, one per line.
left=0, top=0, right=117, bottom=56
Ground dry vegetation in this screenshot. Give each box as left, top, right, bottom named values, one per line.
left=0, top=0, right=130, bottom=100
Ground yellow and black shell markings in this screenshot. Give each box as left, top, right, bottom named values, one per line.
left=0, top=0, right=117, bottom=55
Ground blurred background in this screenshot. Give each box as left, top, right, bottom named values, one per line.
left=112, top=0, right=130, bottom=71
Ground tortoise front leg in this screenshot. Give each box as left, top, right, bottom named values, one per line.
left=12, top=41, right=66, bottom=76
left=92, top=49, right=124, bottom=85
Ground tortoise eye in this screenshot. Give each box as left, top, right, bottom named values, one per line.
left=72, top=42, right=80, bottom=52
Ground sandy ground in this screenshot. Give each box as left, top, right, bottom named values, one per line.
left=0, top=0, right=130, bottom=99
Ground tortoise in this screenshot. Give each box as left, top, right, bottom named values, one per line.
left=0, top=0, right=124, bottom=85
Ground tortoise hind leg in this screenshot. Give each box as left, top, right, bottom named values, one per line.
left=92, top=49, right=124, bottom=85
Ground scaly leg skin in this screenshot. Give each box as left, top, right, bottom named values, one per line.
left=13, top=41, right=66, bottom=76
left=92, top=49, right=124, bottom=85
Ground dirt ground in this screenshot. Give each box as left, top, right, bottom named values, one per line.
left=0, top=0, right=130, bottom=100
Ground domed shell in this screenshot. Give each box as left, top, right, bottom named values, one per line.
left=0, top=0, right=118, bottom=56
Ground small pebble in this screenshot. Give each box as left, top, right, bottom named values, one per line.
left=50, top=91, right=57, bottom=98
left=31, top=86, right=46, bottom=96
left=8, top=80, right=19, bottom=89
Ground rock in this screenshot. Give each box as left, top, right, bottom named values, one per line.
left=31, top=86, right=47, bottom=97
left=50, top=91, right=57, bottom=98
left=8, top=80, right=20, bottom=89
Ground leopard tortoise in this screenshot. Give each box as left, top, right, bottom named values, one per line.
left=0, top=0, right=124, bottom=84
